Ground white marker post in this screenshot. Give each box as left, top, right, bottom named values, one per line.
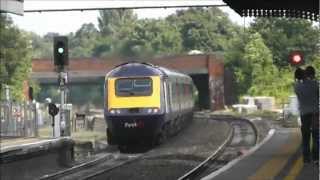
left=59, top=72, right=68, bottom=136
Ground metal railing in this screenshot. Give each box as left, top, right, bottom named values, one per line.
left=0, top=101, right=38, bottom=137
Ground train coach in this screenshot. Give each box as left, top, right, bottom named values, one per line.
left=104, top=62, right=197, bottom=149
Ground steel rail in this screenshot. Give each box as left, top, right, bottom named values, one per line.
left=209, top=114, right=259, bottom=144
left=81, top=154, right=143, bottom=180
left=39, top=153, right=113, bottom=180
left=177, top=114, right=259, bottom=180
left=177, top=120, right=234, bottom=180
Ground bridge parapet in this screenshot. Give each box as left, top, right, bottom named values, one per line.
left=32, top=54, right=225, bottom=111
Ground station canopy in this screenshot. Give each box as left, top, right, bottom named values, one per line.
left=0, top=0, right=24, bottom=15
left=223, top=0, right=319, bottom=21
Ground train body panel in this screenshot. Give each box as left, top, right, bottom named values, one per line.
left=106, top=115, right=164, bottom=145
left=104, top=62, right=196, bottom=147
left=107, top=76, right=161, bottom=110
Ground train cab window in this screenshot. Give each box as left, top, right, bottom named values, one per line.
left=116, top=78, right=152, bottom=96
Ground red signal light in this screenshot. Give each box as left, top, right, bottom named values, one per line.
left=292, top=54, right=302, bottom=63
left=289, top=51, right=304, bottom=66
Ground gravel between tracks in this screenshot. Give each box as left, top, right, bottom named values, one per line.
left=90, top=117, right=232, bottom=180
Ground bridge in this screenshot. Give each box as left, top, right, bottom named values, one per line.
left=31, top=54, right=235, bottom=110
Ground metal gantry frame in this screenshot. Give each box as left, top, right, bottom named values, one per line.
left=23, top=4, right=228, bottom=13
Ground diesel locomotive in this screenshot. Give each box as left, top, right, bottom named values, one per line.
left=104, top=62, right=196, bottom=148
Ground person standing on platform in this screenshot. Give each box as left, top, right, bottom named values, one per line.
left=304, top=66, right=319, bottom=164
left=294, top=66, right=319, bottom=164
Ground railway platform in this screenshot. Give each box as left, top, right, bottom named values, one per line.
left=0, top=137, right=74, bottom=180
left=203, top=128, right=319, bottom=180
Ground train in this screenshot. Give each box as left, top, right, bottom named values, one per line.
left=104, top=62, right=197, bottom=149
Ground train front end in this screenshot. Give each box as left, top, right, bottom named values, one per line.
left=104, top=64, right=164, bottom=146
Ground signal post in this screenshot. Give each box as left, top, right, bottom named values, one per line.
left=53, top=36, right=70, bottom=137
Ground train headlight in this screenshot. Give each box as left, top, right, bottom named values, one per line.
left=116, top=109, right=121, bottom=114
left=110, top=109, right=115, bottom=114
left=147, top=108, right=153, bottom=114
left=153, top=108, right=159, bottom=113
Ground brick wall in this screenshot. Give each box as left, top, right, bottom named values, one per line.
left=32, top=55, right=217, bottom=73
left=32, top=54, right=225, bottom=110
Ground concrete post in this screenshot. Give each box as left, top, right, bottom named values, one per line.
left=59, top=72, right=70, bottom=136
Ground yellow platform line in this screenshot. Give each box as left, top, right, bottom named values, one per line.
left=283, top=156, right=303, bottom=180
left=248, top=129, right=301, bottom=180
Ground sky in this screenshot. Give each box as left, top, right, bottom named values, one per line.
left=10, top=0, right=252, bottom=36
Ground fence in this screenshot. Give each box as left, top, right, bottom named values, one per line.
left=0, top=101, right=38, bottom=137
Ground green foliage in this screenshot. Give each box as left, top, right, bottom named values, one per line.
left=118, top=19, right=183, bottom=58
left=224, top=31, right=297, bottom=103
left=224, top=18, right=319, bottom=103
left=69, top=23, right=100, bottom=58
left=250, top=18, right=319, bottom=68
left=249, top=18, right=319, bottom=102
left=98, top=10, right=137, bottom=37
left=28, top=32, right=52, bottom=58
left=26, top=9, right=319, bottom=105
left=244, top=33, right=278, bottom=96
left=29, top=8, right=238, bottom=59
left=224, top=30, right=250, bottom=96
left=0, top=15, right=32, bottom=101
left=167, top=7, right=238, bottom=53
left=310, top=55, right=320, bottom=79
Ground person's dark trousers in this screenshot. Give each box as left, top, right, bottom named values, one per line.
left=312, top=112, right=319, bottom=162
left=301, top=114, right=312, bottom=162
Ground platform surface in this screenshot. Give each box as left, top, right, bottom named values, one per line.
left=0, top=137, right=70, bottom=154
left=204, top=128, right=319, bottom=180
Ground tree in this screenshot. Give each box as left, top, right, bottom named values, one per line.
left=69, top=23, right=100, bottom=58
left=224, top=29, right=250, bottom=96
left=243, top=32, right=294, bottom=102
left=96, top=10, right=139, bottom=58
left=98, top=9, right=137, bottom=37
left=167, top=7, right=239, bottom=53
left=92, top=7, right=240, bottom=59
left=0, top=15, right=32, bottom=100
left=28, top=32, right=52, bottom=58
left=118, top=19, right=183, bottom=58
left=311, top=55, right=320, bottom=79
left=250, top=18, right=320, bottom=68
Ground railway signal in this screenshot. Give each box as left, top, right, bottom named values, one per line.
left=289, top=50, right=304, bottom=66
left=53, top=36, right=70, bottom=137
left=48, top=103, right=59, bottom=117
left=53, top=36, right=69, bottom=69
left=48, top=103, right=59, bottom=137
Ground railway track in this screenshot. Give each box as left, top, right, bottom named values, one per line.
left=177, top=114, right=258, bottom=180
left=40, top=152, right=144, bottom=180
left=40, top=113, right=260, bottom=180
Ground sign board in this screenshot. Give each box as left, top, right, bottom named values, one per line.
left=0, top=0, right=24, bottom=16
